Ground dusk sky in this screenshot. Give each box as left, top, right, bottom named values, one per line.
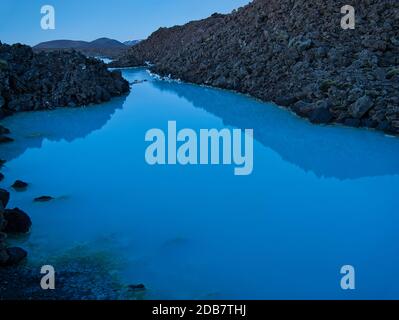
left=0, top=0, right=250, bottom=46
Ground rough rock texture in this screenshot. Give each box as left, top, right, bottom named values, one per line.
left=3, top=247, right=27, bottom=266
left=0, top=189, right=9, bottom=208
left=0, top=231, right=9, bottom=265
left=0, top=42, right=130, bottom=118
left=0, top=246, right=140, bottom=299
left=112, top=0, right=399, bottom=134
left=0, top=205, right=10, bottom=265
left=0, top=194, right=30, bottom=267
left=0, top=136, right=13, bottom=143
left=3, top=208, right=32, bottom=234
left=0, top=125, right=10, bottom=134
left=11, top=180, right=28, bottom=191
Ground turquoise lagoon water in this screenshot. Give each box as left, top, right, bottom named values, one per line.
left=1, top=68, right=399, bottom=299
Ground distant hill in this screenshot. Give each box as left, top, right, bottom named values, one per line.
left=88, top=38, right=127, bottom=49
left=123, top=40, right=142, bottom=47
left=33, top=38, right=129, bottom=59
left=34, top=40, right=88, bottom=49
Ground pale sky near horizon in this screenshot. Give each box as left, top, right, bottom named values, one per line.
left=0, top=0, right=250, bottom=46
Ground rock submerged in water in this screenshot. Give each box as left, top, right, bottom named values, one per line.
left=0, top=136, right=13, bottom=144
left=11, top=180, right=28, bottom=191
left=0, top=125, right=13, bottom=144
left=128, top=284, right=146, bottom=292
left=3, top=208, right=32, bottom=234
left=130, top=79, right=148, bottom=85
left=309, top=106, right=334, bottom=124
left=0, top=232, right=10, bottom=265
left=34, top=196, right=54, bottom=202
left=0, top=251, right=9, bottom=265
left=0, top=192, right=30, bottom=267
left=0, top=212, right=6, bottom=235
left=0, top=188, right=10, bottom=207
left=0, top=125, right=10, bottom=135
left=1, top=247, right=27, bottom=266
left=0, top=173, right=4, bottom=181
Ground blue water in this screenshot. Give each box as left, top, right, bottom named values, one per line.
left=1, top=68, right=399, bottom=299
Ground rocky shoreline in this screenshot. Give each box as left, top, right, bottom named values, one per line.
left=0, top=167, right=135, bottom=300
left=0, top=42, right=130, bottom=119
left=0, top=41, right=131, bottom=292
left=111, top=0, right=399, bottom=135
left=0, top=187, right=30, bottom=267
left=0, top=252, right=131, bottom=300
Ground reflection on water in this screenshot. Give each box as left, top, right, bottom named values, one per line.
left=0, top=96, right=126, bottom=162
left=1, top=68, right=399, bottom=300
left=153, top=80, right=399, bottom=180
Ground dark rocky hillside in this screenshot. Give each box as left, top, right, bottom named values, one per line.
left=112, top=0, right=399, bottom=134
left=0, top=42, right=130, bottom=119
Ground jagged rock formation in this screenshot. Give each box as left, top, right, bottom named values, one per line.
left=112, top=0, right=399, bottom=134
left=0, top=42, right=130, bottom=119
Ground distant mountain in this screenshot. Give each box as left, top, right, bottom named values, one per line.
left=33, top=38, right=128, bottom=59
left=123, top=40, right=142, bottom=47
left=34, top=40, right=88, bottom=49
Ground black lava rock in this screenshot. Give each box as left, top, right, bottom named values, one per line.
left=0, top=43, right=130, bottom=116
left=34, top=196, right=54, bottom=202
left=4, top=247, right=27, bottom=266
left=0, top=136, right=13, bottom=144
left=0, top=125, right=10, bottom=135
left=309, top=108, right=334, bottom=124
left=11, top=180, right=28, bottom=191
left=3, top=208, right=32, bottom=233
left=344, top=118, right=361, bottom=128
left=0, top=188, right=10, bottom=207
left=275, top=96, right=298, bottom=107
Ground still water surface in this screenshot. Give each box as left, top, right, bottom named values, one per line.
left=1, top=68, right=399, bottom=299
